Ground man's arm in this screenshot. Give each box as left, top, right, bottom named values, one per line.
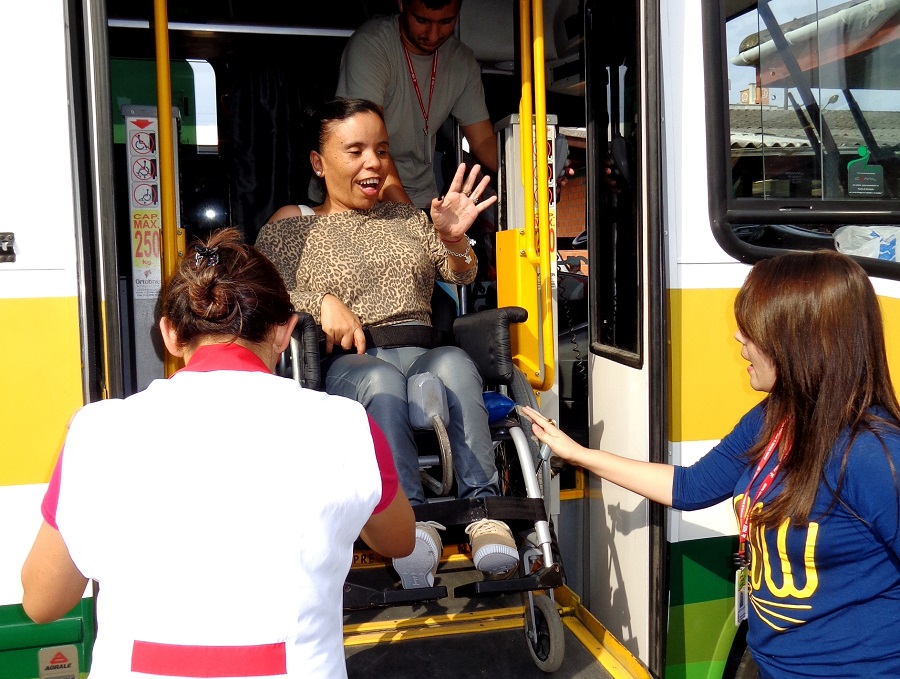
left=461, top=119, right=497, bottom=173
left=379, top=157, right=413, bottom=204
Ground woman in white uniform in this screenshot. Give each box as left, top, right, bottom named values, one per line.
left=21, top=228, right=415, bottom=678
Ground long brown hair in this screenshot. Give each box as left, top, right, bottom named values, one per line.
left=162, top=228, right=294, bottom=348
left=734, top=250, right=900, bottom=526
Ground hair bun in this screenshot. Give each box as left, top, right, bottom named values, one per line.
left=161, top=227, right=293, bottom=347
left=191, top=275, right=235, bottom=324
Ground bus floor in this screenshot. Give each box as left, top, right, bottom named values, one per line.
left=343, top=561, right=620, bottom=678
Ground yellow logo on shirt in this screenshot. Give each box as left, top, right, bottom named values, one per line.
left=734, top=494, right=818, bottom=631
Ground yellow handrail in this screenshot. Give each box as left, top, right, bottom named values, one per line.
left=531, top=0, right=553, bottom=391
left=153, top=0, right=183, bottom=376
left=517, top=0, right=554, bottom=391
left=518, top=0, right=534, bottom=250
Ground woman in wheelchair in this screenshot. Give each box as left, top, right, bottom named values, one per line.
left=255, top=97, right=520, bottom=588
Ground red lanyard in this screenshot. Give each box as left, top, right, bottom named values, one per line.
left=400, top=33, right=438, bottom=136
left=736, top=421, right=786, bottom=564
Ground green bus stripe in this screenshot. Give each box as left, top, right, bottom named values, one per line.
left=669, top=535, right=738, bottom=607
left=0, top=600, right=94, bottom=679
left=667, top=597, right=736, bottom=665
left=666, top=536, right=742, bottom=678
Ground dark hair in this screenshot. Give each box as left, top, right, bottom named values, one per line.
left=734, top=249, right=900, bottom=526
left=402, top=0, right=462, bottom=11
left=162, top=228, right=294, bottom=348
left=312, top=98, right=384, bottom=152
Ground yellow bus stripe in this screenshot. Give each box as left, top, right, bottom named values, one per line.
left=669, top=290, right=900, bottom=444
left=1, top=297, right=82, bottom=486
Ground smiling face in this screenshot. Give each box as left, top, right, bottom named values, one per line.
left=735, top=328, right=777, bottom=393
left=311, top=111, right=389, bottom=213
left=398, top=0, right=460, bottom=55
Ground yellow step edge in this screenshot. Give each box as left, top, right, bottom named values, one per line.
left=555, top=587, right=651, bottom=679
left=345, top=605, right=526, bottom=636
left=344, top=614, right=525, bottom=646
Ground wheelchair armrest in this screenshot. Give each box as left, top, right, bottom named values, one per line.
left=288, top=312, right=322, bottom=390
left=451, top=306, right=528, bottom=386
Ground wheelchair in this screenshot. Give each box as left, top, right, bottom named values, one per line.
left=278, top=290, right=566, bottom=672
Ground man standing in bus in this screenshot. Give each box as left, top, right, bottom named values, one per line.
left=335, top=0, right=496, bottom=210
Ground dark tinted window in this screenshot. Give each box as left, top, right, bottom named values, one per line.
left=705, top=0, right=900, bottom=275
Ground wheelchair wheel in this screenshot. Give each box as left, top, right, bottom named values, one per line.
left=509, top=366, right=541, bottom=468
left=419, top=414, right=454, bottom=496
left=524, top=592, right=566, bottom=673
left=494, top=366, right=543, bottom=498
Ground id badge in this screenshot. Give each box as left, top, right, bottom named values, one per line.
left=423, top=128, right=432, bottom=165
left=734, top=567, right=749, bottom=625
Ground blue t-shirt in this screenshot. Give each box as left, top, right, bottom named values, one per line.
left=673, top=405, right=900, bottom=678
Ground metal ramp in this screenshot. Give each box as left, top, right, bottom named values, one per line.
left=343, top=565, right=648, bottom=678
left=346, top=624, right=618, bottom=678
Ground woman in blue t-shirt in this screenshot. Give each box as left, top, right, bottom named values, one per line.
left=523, top=250, right=900, bottom=678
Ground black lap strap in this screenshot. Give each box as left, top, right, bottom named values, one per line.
left=364, top=324, right=440, bottom=349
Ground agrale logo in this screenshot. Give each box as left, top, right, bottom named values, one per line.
left=44, top=650, right=72, bottom=670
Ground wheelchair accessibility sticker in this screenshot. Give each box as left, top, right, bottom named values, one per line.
left=848, top=147, right=884, bottom=196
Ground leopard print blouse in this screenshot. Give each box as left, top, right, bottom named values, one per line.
left=254, top=202, right=476, bottom=327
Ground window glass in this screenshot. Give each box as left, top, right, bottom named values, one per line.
left=187, top=60, right=219, bottom=152
left=713, top=0, right=900, bottom=264
left=585, top=0, right=642, bottom=366
left=727, top=0, right=900, bottom=204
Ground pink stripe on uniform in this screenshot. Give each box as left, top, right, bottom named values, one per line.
left=131, top=640, right=287, bottom=677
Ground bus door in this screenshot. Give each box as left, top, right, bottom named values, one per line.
left=581, top=0, right=667, bottom=674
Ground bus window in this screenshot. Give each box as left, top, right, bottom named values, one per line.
left=704, top=0, right=900, bottom=277
left=585, top=0, right=642, bottom=366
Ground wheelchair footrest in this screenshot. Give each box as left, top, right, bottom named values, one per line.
left=413, top=496, right=547, bottom=528
left=343, top=581, right=447, bottom=610
left=453, top=564, right=564, bottom=598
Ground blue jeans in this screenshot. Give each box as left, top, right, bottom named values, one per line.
left=324, top=345, right=498, bottom=505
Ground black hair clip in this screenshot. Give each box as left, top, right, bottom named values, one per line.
left=194, top=245, right=219, bottom=267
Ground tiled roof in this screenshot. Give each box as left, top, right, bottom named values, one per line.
left=729, top=106, right=900, bottom=149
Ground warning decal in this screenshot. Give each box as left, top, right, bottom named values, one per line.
left=125, top=114, right=163, bottom=299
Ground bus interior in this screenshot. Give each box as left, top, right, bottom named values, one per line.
left=91, top=0, right=609, bottom=439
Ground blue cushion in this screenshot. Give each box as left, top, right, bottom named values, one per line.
left=483, top=392, right=516, bottom=424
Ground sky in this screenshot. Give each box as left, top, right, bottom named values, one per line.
left=726, top=0, right=900, bottom=111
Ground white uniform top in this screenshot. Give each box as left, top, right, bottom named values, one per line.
left=44, top=343, right=396, bottom=679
